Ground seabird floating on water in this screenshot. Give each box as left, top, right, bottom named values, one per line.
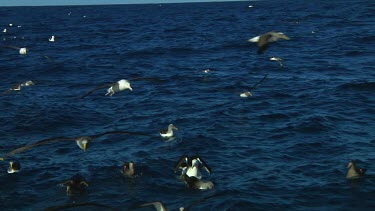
left=3, top=29, right=6, bottom=33
left=159, top=124, right=178, bottom=138
left=240, top=73, right=268, bottom=98
left=182, top=173, right=214, bottom=190
left=270, top=57, right=284, bottom=67
left=175, top=155, right=211, bottom=179
left=61, top=174, right=89, bottom=195
left=7, top=161, right=21, bottom=173
left=240, top=92, right=252, bottom=98
left=346, top=160, right=366, bottom=179
left=0, top=130, right=150, bottom=161
left=202, top=69, right=210, bottom=73
left=121, top=161, right=135, bottom=178
left=248, top=31, right=290, bottom=54
left=49, top=36, right=55, bottom=42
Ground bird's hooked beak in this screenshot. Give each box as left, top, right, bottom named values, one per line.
left=129, top=86, right=133, bottom=91
left=282, top=35, right=290, bottom=40
left=83, top=143, right=87, bottom=152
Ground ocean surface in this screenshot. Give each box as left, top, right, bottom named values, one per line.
left=1, top=0, right=375, bottom=210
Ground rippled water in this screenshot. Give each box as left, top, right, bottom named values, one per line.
left=1, top=0, right=375, bottom=210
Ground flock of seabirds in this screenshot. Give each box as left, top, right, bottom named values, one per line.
left=1, top=19, right=368, bottom=211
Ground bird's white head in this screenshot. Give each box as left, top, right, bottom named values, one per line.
left=76, top=137, right=90, bottom=152
left=118, top=79, right=133, bottom=91
left=169, top=124, right=178, bottom=131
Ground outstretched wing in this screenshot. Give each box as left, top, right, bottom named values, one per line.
left=175, top=155, right=189, bottom=173
left=130, top=77, right=166, bottom=83
left=248, top=73, right=268, bottom=92
left=0, top=137, right=75, bottom=160
left=1, top=45, right=53, bottom=61
left=257, top=33, right=272, bottom=54
left=34, top=52, right=54, bottom=62
left=257, top=43, right=269, bottom=54
left=79, top=83, right=114, bottom=99
left=139, top=201, right=167, bottom=211
left=2, top=89, right=13, bottom=94
left=0, top=45, right=21, bottom=50
left=44, top=202, right=118, bottom=211
left=192, top=156, right=212, bottom=174
left=90, top=130, right=152, bottom=139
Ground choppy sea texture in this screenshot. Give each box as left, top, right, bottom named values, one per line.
left=1, top=0, right=375, bottom=210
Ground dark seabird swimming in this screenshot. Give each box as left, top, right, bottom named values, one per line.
left=7, top=161, right=21, bottom=173
left=159, top=124, right=178, bottom=138
left=139, top=201, right=169, bottom=211
left=240, top=73, right=268, bottom=98
left=346, top=160, right=366, bottom=179
left=248, top=31, right=290, bottom=54
left=60, top=174, right=89, bottom=195
left=80, top=77, right=164, bottom=98
left=175, top=155, right=211, bottom=179
left=121, top=161, right=135, bottom=178
left=0, top=130, right=150, bottom=161
left=44, top=202, right=118, bottom=211
left=181, top=173, right=214, bottom=190
left=0, top=45, right=53, bottom=61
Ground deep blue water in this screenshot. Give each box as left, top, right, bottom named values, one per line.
left=1, top=0, right=375, bottom=210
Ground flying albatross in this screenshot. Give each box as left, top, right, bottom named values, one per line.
left=0, top=45, right=53, bottom=61
left=248, top=31, right=290, bottom=54
left=0, top=130, right=150, bottom=161
left=270, top=57, right=284, bottom=67
left=240, top=73, right=268, bottom=98
left=79, top=77, right=163, bottom=98
left=2, top=81, right=34, bottom=94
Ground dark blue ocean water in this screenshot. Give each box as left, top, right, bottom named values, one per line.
left=1, top=0, right=375, bottom=210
